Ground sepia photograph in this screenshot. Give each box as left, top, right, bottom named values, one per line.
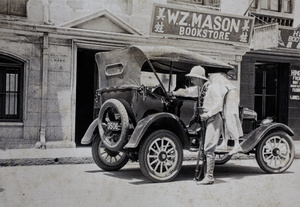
left=0, top=0, right=300, bottom=206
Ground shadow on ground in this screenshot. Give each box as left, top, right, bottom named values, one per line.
left=84, top=161, right=275, bottom=185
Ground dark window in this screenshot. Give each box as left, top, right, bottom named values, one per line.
left=202, top=0, right=220, bottom=7
left=254, top=62, right=289, bottom=124
left=0, top=56, right=23, bottom=121
left=250, top=0, right=292, bottom=13
left=250, top=0, right=258, bottom=8
left=248, top=0, right=293, bottom=27
left=283, top=0, right=292, bottom=13
left=254, top=63, right=278, bottom=121
left=172, top=0, right=220, bottom=7
left=0, top=0, right=28, bottom=17
left=261, top=0, right=279, bottom=11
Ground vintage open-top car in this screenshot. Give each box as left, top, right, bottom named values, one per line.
left=81, top=45, right=295, bottom=182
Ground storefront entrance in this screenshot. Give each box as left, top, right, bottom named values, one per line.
left=241, top=51, right=300, bottom=139
left=254, top=62, right=289, bottom=124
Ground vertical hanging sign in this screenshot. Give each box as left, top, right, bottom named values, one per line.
left=150, top=3, right=254, bottom=45
left=290, top=69, right=300, bottom=100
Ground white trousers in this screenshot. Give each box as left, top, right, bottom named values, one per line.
left=204, top=113, right=223, bottom=159
left=223, top=90, right=243, bottom=140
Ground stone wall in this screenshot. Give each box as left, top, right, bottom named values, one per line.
left=46, top=39, right=73, bottom=142
left=25, top=0, right=167, bottom=35
left=0, top=31, right=42, bottom=148
left=0, top=27, right=75, bottom=148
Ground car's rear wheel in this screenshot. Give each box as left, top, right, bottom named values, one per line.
left=256, top=131, right=295, bottom=173
left=139, top=130, right=183, bottom=182
left=99, top=98, right=129, bottom=151
left=92, top=133, right=129, bottom=171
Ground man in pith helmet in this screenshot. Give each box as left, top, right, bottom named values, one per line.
left=186, top=65, right=224, bottom=185
left=172, top=65, right=207, bottom=98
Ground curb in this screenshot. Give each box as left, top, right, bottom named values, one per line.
left=1, top=154, right=299, bottom=167
left=0, top=157, right=94, bottom=167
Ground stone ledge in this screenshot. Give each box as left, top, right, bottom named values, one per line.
left=35, top=141, right=76, bottom=149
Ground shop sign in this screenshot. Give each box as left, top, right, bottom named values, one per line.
left=253, top=23, right=278, bottom=50
left=150, top=4, right=254, bottom=45
left=290, top=69, right=300, bottom=101
left=278, top=25, right=300, bottom=50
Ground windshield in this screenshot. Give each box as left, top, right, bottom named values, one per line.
left=141, top=71, right=177, bottom=91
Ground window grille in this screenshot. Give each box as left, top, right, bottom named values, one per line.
left=249, top=12, right=293, bottom=26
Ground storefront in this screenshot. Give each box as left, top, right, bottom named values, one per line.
left=241, top=25, right=300, bottom=140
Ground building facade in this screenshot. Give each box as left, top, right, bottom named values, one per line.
left=0, top=0, right=299, bottom=149
left=240, top=0, right=300, bottom=142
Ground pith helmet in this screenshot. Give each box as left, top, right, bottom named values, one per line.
left=186, top=66, right=208, bottom=80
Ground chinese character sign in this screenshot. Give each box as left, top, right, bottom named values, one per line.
left=150, top=4, right=254, bottom=45
left=278, top=26, right=300, bottom=50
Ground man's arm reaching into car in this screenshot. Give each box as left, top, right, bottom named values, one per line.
left=172, top=86, right=198, bottom=98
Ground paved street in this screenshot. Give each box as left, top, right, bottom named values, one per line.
left=1, top=159, right=300, bottom=207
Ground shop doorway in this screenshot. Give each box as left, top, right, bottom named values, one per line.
left=75, top=49, right=99, bottom=146
left=254, top=62, right=289, bottom=124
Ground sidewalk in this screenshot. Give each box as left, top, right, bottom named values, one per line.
left=0, top=147, right=94, bottom=166
left=1, top=141, right=300, bottom=166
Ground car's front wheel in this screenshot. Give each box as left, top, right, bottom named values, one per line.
left=92, top=134, right=129, bottom=171
left=139, top=130, right=183, bottom=182
left=215, top=153, right=232, bottom=165
left=256, top=131, right=295, bottom=173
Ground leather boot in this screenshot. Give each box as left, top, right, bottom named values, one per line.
left=197, top=157, right=215, bottom=185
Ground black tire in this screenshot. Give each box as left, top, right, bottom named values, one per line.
left=255, top=131, right=295, bottom=174
left=215, top=153, right=232, bottom=165
left=92, top=133, right=129, bottom=171
left=99, top=99, right=129, bottom=151
left=139, top=130, right=183, bottom=182
left=118, top=99, right=136, bottom=127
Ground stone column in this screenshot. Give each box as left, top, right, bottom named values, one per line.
left=38, top=33, right=49, bottom=149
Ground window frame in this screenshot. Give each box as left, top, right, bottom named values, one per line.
left=250, top=0, right=293, bottom=14
left=168, top=0, right=220, bottom=8
left=249, top=0, right=294, bottom=26
left=0, top=56, right=24, bottom=122
left=0, top=0, right=28, bottom=17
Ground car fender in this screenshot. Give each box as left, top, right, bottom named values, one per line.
left=241, top=123, right=294, bottom=153
left=124, top=112, right=189, bottom=149
left=81, top=118, right=98, bottom=145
